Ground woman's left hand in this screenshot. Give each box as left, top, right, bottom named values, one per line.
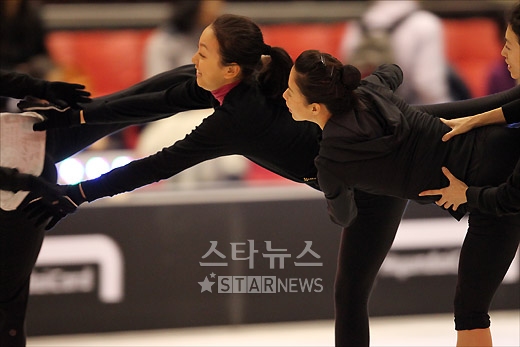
left=418, top=166, right=468, bottom=211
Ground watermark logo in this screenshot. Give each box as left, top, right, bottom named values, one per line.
left=198, top=240, right=324, bottom=294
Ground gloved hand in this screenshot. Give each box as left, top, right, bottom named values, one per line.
left=0, top=167, right=64, bottom=199
left=23, top=184, right=86, bottom=230
left=43, top=81, right=92, bottom=108
left=17, top=97, right=81, bottom=131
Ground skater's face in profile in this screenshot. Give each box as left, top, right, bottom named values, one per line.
left=502, top=25, right=520, bottom=80
left=283, top=67, right=315, bottom=123
left=192, top=25, right=240, bottom=91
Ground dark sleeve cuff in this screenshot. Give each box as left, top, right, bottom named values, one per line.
left=79, top=179, right=100, bottom=202
left=502, top=99, right=520, bottom=124
left=465, top=186, right=481, bottom=209
left=466, top=185, right=501, bottom=215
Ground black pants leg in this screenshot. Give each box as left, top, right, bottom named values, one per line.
left=455, top=212, right=520, bottom=330
left=334, top=192, right=408, bottom=346
left=0, top=209, right=45, bottom=347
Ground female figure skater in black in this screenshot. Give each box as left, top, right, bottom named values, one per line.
left=284, top=49, right=519, bottom=346
left=420, top=2, right=520, bottom=220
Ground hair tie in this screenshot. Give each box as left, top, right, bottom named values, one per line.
left=264, top=44, right=272, bottom=55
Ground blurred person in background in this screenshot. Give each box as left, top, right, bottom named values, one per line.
left=144, top=0, right=225, bottom=79
left=340, top=0, right=456, bottom=104
left=0, top=0, right=56, bottom=113
left=0, top=0, right=52, bottom=78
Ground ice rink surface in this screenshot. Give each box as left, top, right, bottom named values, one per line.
left=28, top=310, right=519, bottom=347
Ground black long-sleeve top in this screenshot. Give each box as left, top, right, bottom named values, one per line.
left=81, top=65, right=211, bottom=125
left=415, top=83, right=520, bottom=216
left=315, top=64, right=510, bottom=227
left=464, top=94, right=520, bottom=215
left=80, top=76, right=322, bottom=201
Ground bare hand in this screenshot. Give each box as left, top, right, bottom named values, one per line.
left=418, top=167, right=468, bottom=210
left=440, top=117, right=475, bottom=142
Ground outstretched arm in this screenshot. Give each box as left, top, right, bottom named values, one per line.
left=0, top=166, right=79, bottom=209
left=1, top=69, right=91, bottom=107
left=414, top=84, right=520, bottom=120
left=22, top=103, right=246, bottom=230
left=414, top=86, right=520, bottom=140
left=18, top=65, right=214, bottom=130
left=80, top=67, right=213, bottom=124
left=438, top=107, right=507, bottom=141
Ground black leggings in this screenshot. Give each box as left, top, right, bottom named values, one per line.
left=456, top=211, right=520, bottom=330
left=335, top=192, right=408, bottom=346
left=0, top=209, right=46, bottom=347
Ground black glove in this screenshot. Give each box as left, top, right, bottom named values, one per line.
left=23, top=184, right=86, bottom=231
left=0, top=167, right=31, bottom=192
left=0, top=167, right=63, bottom=199
left=43, top=81, right=92, bottom=108
left=17, top=97, right=81, bottom=131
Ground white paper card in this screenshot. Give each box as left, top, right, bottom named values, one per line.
left=0, top=112, right=46, bottom=211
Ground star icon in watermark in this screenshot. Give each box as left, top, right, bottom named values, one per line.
left=199, top=276, right=215, bottom=293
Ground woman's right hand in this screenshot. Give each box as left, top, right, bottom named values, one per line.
left=441, top=107, right=507, bottom=141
